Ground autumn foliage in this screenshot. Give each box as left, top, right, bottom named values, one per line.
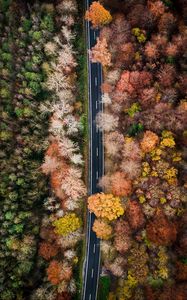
left=93, top=219, right=113, bottom=240
left=47, top=260, right=72, bottom=285
left=88, top=193, right=124, bottom=221
left=114, top=219, right=132, bottom=254
left=90, top=37, right=111, bottom=66
left=99, top=172, right=132, bottom=196
left=116, top=70, right=152, bottom=96
left=90, top=0, right=187, bottom=298
left=56, top=292, right=72, bottom=300
left=39, top=242, right=59, bottom=260
left=47, top=260, right=64, bottom=285
left=146, top=210, right=177, bottom=246
left=53, top=213, right=81, bottom=236
left=126, top=200, right=145, bottom=230
left=140, top=131, right=159, bottom=153
left=85, top=1, right=112, bottom=28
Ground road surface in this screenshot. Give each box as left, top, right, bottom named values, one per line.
left=82, top=1, right=104, bottom=300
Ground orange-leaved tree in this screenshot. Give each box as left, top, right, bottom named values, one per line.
left=93, top=219, right=113, bottom=239
left=88, top=193, right=124, bottom=221
left=85, top=1, right=112, bottom=28
left=90, top=37, right=111, bottom=66
left=47, top=260, right=72, bottom=285
left=39, top=242, right=59, bottom=261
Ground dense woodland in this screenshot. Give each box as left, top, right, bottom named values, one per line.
left=0, top=0, right=187, bottom=299
left=87, top=1, right=187, bottom=299
left=0, top=0, right=86, bottom=299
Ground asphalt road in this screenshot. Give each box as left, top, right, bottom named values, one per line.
left=82, top=1, right=104, bottom=300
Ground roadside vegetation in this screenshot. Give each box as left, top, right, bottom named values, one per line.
left=98, top=276, right=111, bottom=300
left=86, top=1, right=187, bottom=299
left=0, top=0, right=87, bottom=299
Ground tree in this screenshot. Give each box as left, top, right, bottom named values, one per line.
left=88, top=193, right=124, bottom=221
left=53, top=213, right=81, bottom=236
left=110, top=172, right=132, bottom=197
left=165, top=43, right=178, bottom=57
left=148, top=1, right=165, bottom=18
left=50, top=169, right=68, bottom=201
left=102, top=93, right=112, bottom=105
left=114, top=219, right=132, bottom=254
left=61, top=167, right=87, bottom=201
left=47, top=260, right=72, bottom=285
left=158, top=12, right=176, bottom=35
left=176, top=261, right=187, bottom=281
left=122, top=138, right=142, bottom=161
left=56, top=0, right=78, bottom=14
left=47, top=260, right=63, bottom=285
left=127, top=4, right=155, bottom=30
left=117, top=42, right=135, bottom=67
left=56, top=292, right=72, bottom=300
left=140, top=131, right=159, bottom=153
left=146, top=209, right=177, bottom=245
left=39, top=242, right=59, bottom=260
left=157, top=65, right=176, bottom=87
left=105, top=131, right=124, bottom=158
left=100, top=241, right=117, bottom=262
left=96, top=111, right=119, bottom=132
left=120, top=160, right=141, bottom=180
left=99, top=172, right=132, bottom=196
left=105, top=256, right=126, bottom=277
left=41, top=155, right=59, bottom=175
left=126, top=201, right=145, bottom=230
left=90, top=38, right=111, bottom=66
left=116, top=71, right=152, bottom=95
left=93, top=219, right=113, bottom=240
left=57, top=230, right=82, bottom=249
left=145, top=42, right=159, bottom=60
left=85, top=1, right=112, bottom=28
left=140, top=87, right=156, bottom=108
left=114, top=234, right=132, bottom=254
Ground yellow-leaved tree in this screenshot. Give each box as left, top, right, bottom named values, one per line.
left=88, top=193, right=124, bottom=221
left=53, top=213, right=81, bottom=236
left=85, top=1, right=112, bottom=28
left=93, top=219, right=113, bottom=240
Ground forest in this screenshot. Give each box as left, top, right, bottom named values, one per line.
left=0, top=0, right=187, bottom=300
left=86, top=0, right=187, bottom=299
left=0, top=0, right=86, bottom=299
